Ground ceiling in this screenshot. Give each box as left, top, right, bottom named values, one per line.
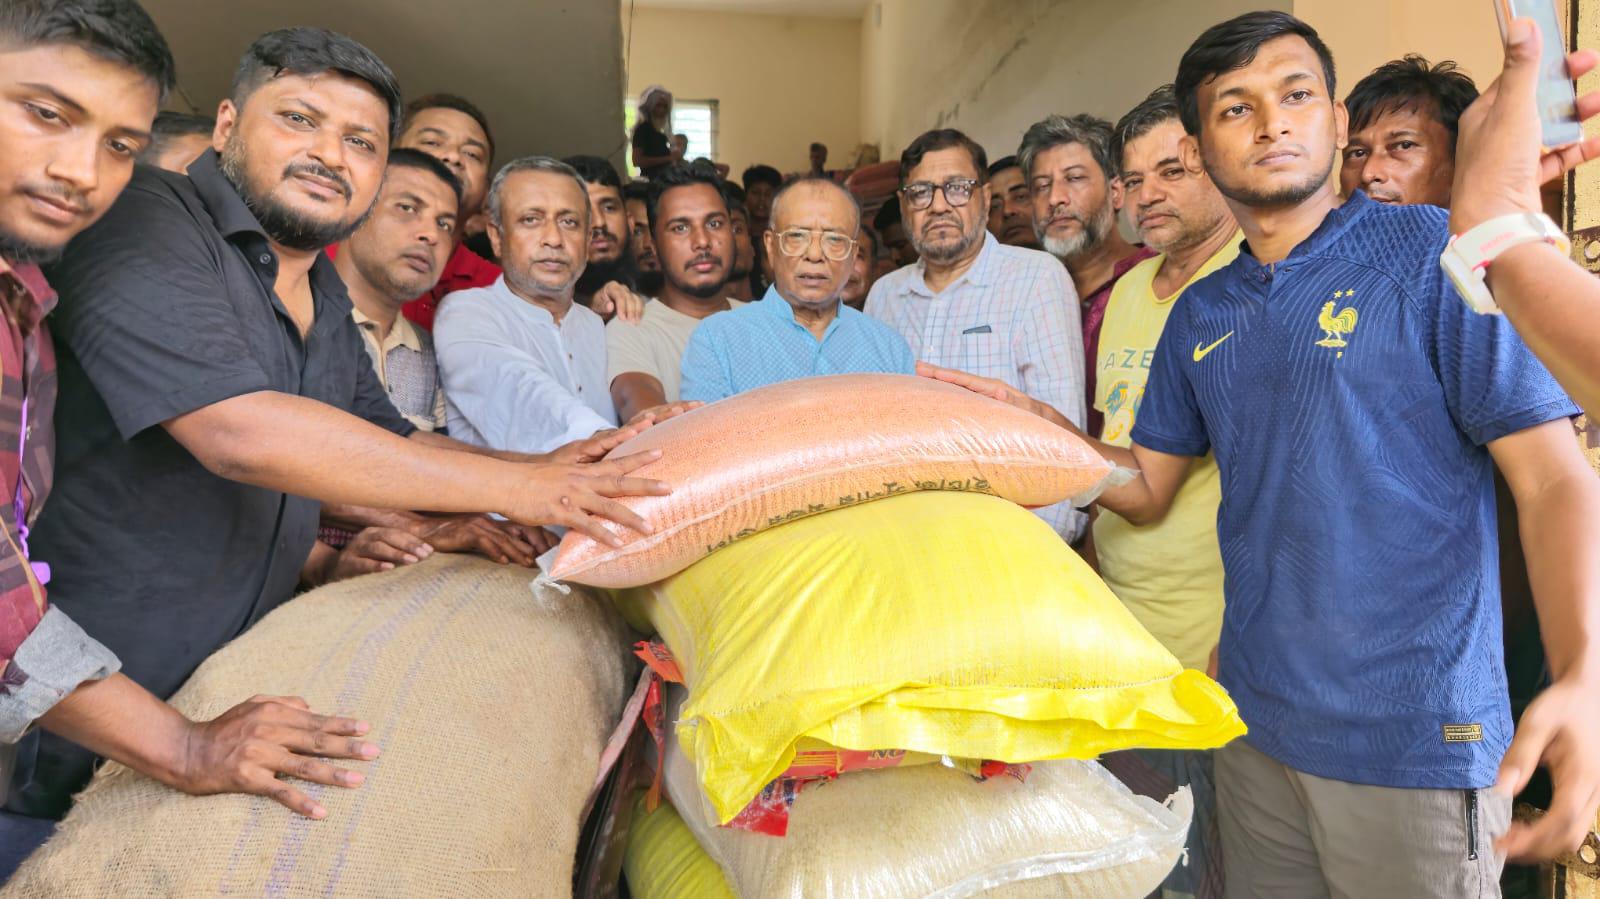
left=629, top=0, right=870, bottom=18
left=141, top=0, right=628, bottom=165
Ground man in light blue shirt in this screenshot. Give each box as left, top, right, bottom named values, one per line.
left=680, top=177, right=914, bottom=403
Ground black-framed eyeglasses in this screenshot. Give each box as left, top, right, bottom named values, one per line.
left=774, top=227, right=857, bottom=261
left=899, top=178, right=979, bottom=211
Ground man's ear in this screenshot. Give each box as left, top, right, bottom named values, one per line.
left=213, top=99, right=238, bottom=154
left=487, top=219, right=503, bottom=260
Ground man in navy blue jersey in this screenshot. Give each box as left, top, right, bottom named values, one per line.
left=925, top=12, right=1598, bottom=896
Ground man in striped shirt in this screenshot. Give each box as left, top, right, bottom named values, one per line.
left=865, top=128, right=1086, bottom=542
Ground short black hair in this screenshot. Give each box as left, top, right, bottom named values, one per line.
left=563, top=154, right=623, bottom=191
left=899, top=128, right=988, bottom=186
left=622, top=180, right=652, bottom=205
left=721, top=181, right=748, bottom=218
left=1111, top=84, right=1181, bottom=175
left=646, top=160, right=728, bottom=235
left=0, top=0, right=176, bottom=103
left=387, top=146, right=463, bottom=208
left=1345, top=55, right=1479, bottom=144
left=741, top=164, right=783, bottom=190
left=857, top=222, right=879, bottom=258
left=403, top=93, right=496, bottom=163
left=987, top=155, right=1022, bottom=178
left=872, top=195, right=902, bottom=231
left=1175, top=11, right=1336, bottom=136
left=809, top=142, right=827, bottom=153
left=230, top=28, right=403, bottom=142
left=140, top=111, right=215, bottom=163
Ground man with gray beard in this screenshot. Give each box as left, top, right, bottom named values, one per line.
left=1020, top=114, right=1155, bottom=436
left=864, top=128, right=1086, bottom=544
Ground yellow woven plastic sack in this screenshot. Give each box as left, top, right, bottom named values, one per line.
left=622, top=792, right=735, bottom=899
left=614, top=491, right=1246, bottom=824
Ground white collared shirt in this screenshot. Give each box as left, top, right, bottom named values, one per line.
left=434, top=275, right=617, bottom=454
left=866, top=231, right=1087, bottom=541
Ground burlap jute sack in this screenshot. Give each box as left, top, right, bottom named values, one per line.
left=3, top=554, right=635, bottom=899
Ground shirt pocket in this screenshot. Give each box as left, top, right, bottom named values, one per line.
left=956, top=329, right=1007, bottom=375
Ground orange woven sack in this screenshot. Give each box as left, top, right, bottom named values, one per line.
left=547, top=373, right=1117, bottom=588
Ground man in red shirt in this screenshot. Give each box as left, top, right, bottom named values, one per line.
left=1019, top=114, right=1155, bottom=437
left=391, top=94, right=502, bottom=331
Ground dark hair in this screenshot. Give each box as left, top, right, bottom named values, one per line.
left=622, top=180, right=652, bottom=204
left=403, top=93, right=496, bottom=163
left=563, top=154, right=623, bottom=191
left=809, top=142, right=827, bottom=153
left=1175, top=11, right=1336, bottom=136
left=721, top=181, right=748, bottom=218
left=899, top=128, right=988, bottom=186
left=1345, top=55, right=1479, bottom=143
left=0, top=0, right=176, bottom=103
left=741, top=164, right=783, bottom=190
left=856, top=222, right=879, bottom=258
left=987, top=155, right=1022, bottom=178
left=387, top=146, right=463, bottom=207
left=139, top=111, right=214, bottom=162
left=769, top=175, right=862, bottom=233
left=872, top=195, right=902, bottom=231
left=1111, top=84, right=1181, bottom=175
left=646, top=160, right=728, bottom=234
left=230, top=28, right=403, bottom=142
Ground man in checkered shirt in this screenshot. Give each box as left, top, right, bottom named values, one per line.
left=865, top=128, right=1086, bottom=542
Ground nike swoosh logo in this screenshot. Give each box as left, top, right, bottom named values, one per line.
left=1192, top=331, right=1235, bottom=362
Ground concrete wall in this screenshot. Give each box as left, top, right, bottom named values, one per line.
left=142, top=0, right=625, bottom=166
left=624, top=6, right=862, bottom=175
left=858, top=0, right=1286, bottom=164
left=858, top=0, right=1504, bottom=165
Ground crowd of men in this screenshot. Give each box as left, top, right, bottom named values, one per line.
left=1, top=2, right=1599, bottom=896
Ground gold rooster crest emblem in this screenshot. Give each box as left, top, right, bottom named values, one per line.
left=1316, top=290, right=1359, bottom=358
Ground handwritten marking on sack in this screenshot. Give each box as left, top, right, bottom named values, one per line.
left=702, top=478, right=995, bottom=556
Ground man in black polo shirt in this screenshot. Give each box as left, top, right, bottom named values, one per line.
left=7, top=27, right=666, bottom=823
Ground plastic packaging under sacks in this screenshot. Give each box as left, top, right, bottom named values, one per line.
left=613, top=490, right=1245, bottom=825
left=545, top=373, right=1122, bottom=588
left=660, top=690, right=1193, bottom=899
left=622, top=790, right=736, bottom=899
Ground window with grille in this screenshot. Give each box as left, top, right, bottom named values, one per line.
left=623, top=97, right=719, bottom=176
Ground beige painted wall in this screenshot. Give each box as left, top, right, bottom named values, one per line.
left=859, top=0, right=1287, bottom=165
left=1297, top=0, right=1503, bottom=101
left=143, top=0, right=625, bottom=165
left=859, top=0, right=1505, bottom=165
left=624, top=7, right=862, bottom=175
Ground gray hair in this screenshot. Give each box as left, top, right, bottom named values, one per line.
left=1017, top=114, right=1116, bottom=184
left=486, top=156, right=590, bottom=227
left=769, top=176, right=862, bottom=235
left=1110, top=85, right=1181, bottom=177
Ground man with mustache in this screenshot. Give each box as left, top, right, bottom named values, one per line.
left=1340, top=56, right=1478, bottom=208
left=930, top=12, right=1599, bottom=890
left=566, top=156, right=639, bottom=318
left=721, top=182, right=756, bottom=302
left=624, top=180, right=663, bottom=296
left=436, top=158, right=689, bottom=454
left=608, top=162, right=741, bottom=421
left=325, top=148, right=549, bottom=575
left=681, top=177, right=913, bottom=403
left=864, top=128, right=1085, bottom=543
left=985, top=155, right=1039, bottom=249
left=1093, top=83, right=1241, bottom=899
left=18, top=27, right=665, bottom=832
left=1019, top=114, right=1155, bottom=438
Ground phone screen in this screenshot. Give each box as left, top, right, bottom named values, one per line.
left=1497, top=0, right=1584, bottom=147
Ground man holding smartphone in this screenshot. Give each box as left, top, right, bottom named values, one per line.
left=925, top=11, right=1599, bottom=894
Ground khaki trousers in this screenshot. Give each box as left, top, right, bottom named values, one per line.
left=1216, top=740, right=1511, bottom=899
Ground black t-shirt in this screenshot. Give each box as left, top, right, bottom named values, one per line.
left=5, top=150, right=414, bottom=818
left=632, top=120, right=671, bottom=179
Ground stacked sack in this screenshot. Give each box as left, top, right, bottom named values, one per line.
left=4, top=555, right=636, bottom=898
left=546, top=373, right=1248, bottom=897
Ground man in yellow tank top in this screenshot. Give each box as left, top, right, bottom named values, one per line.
left=1094, top=84, right=1241, bottom=899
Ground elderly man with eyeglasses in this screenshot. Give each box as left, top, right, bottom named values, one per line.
left=678, top=177, right=913, bottom=404
left=865, top=128, right=1086, bottom=543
